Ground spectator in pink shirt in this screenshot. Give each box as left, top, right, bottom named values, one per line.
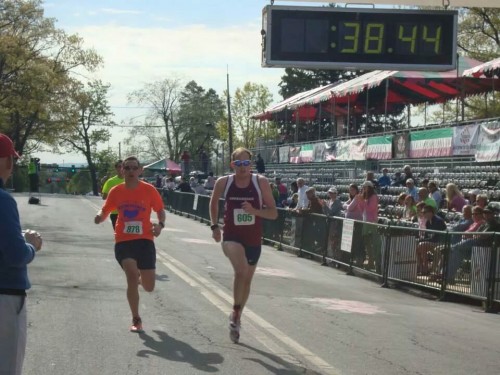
left=343, top=184, right=363, bottom=221
left=360, top=181, right=381, bottom=272
left=446, top=183, right=467, bottom=212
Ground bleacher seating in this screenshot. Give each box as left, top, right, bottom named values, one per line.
left=263, top=156, right=500, bottom=223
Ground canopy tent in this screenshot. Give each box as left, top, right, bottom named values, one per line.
left=252, top=56, right=500, bottom=120
left=463, top=57, right=500, bottom=78
left=310, top=56, right=498, bottom=113
left=143, top=158, right=181, bottom=174
left=251, top=84, right=335, bottom=121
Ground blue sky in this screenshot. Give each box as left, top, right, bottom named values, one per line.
left=37, top=0, right=426, bottom=164
left=40, top=0, right=305, bottom=163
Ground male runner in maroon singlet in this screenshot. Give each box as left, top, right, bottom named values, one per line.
left=209, top=147, right=277, bottom=343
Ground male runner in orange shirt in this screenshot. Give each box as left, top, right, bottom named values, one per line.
left=94, top=156, right=165, bottom=332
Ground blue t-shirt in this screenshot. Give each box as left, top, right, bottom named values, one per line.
left=0, top=179, right=36, bottom=291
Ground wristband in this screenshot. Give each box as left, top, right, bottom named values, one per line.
left=158, top=222, right=165, bottom=228
left=210, top=224, right=219, bottom=230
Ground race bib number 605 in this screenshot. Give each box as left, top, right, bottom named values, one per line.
left=233, top=208, right=255, bottom=226
left=123, top=221, right=143, bottom=234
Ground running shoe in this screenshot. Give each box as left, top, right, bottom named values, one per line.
left=229, top=312, right=240, bottom=343
left=130, top=317, right=144, bottom=333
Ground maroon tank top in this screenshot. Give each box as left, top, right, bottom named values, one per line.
left=222, top=174, right=263, bottom=246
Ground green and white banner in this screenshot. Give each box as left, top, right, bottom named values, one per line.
left=299, top=144, right=314, bottom=163
left=475, top=122, right=500, bottom=162
left=366, top=135, right=393, bottom=160
left=336, top=138, right=367, bottom=161
left=410, top=128, right=453, bottom=158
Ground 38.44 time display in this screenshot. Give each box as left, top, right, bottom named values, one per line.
left=261, top=6, right=458, bottom=71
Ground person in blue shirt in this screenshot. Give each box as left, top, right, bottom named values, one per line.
left=378, top=168, right=391, bottom=188
left=405, top=179, right=419, bottom=201
left=0, top=134, right=43, bottom=375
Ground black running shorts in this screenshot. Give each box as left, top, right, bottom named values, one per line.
left=223, top=239, right=262, bottom=266
left=114, top=239, right=156, bottom=270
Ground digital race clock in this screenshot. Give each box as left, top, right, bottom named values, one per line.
left=261, top=6, right=458, bottom=71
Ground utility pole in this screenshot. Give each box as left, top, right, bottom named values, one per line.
left=226, top=66, right=233, bottom=157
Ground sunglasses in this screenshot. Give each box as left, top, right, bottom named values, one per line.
left=123, top=166, right=139, bottom=171
left=233, top=160, right=251, bottom=167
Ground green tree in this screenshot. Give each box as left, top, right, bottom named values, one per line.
left=458, top=8, right=500, bottom=62
left=177, top=81, right=225, bottom=163
left=93, top=148, right=120, bottom=188
left=127, top=77, right=183, bottom=162
left=126, top=79, right=225, bottom=165
left=59, top=80, right=114, bottom=196
left=0, top=0, right=102, bottom=157
left=232, top=82, right=273, bottom=149
left=458, top=8, right=500, bottom=119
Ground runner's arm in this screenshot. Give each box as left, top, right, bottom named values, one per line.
left=101, top=180, right=110, bottom=200
left=209, top=177, right=226, bottom=226
left=156, top=207, right=166, bottom=225
left=94, top=192, right=115, bottom=224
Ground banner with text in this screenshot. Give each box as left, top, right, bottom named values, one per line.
left=410, top=128, right=453, bottom=158
left=475, top=122, right=500, bottom=162
left=336, top=138, right=367, bottom=161
left=279, top=146, right=290, bottom=164
left=452, top=123, right=479, bottom=156
left=289, top=146, right=301, bottom=163
left=313, top=142, right=327, bottom=162
left=366, top=135, right=393, bottom=160
left=324, top=142, right=337, bottom=161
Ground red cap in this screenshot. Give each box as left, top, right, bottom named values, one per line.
left=0, top=134, right=21, bottom=158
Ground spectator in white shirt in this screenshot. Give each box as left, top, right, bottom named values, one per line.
left=295, top=178, right=309, bottom=209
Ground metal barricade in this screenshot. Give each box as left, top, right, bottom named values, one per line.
left=165, top=190, right=500, bottom=311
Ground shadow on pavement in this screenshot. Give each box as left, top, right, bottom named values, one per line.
left=137, top=330, right=224, bottom=372
left=155, top=274, right=169, bottom=282
left=239, top=343, right=324, bottom=375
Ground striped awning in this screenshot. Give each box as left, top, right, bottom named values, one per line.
left=463, top=57, right=500, bottom=78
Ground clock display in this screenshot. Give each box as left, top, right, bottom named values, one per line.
left=262, top=6, right=458, bottom=71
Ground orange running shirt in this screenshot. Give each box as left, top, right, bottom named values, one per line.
left=101, top=180, right=164, bottom=243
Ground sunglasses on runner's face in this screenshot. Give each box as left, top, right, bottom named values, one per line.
left=233, top=160, right=251, bottom=167
left=123, top=165, right=139, bottom=171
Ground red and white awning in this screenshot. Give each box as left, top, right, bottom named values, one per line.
left=463, top=57, right=500, bottom=78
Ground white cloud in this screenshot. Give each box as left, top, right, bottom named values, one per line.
left=75, top=21, right=283, bottom=110
left=55, top=21, right=284, bottom=161
left=99, top=8, right=143, bottom=15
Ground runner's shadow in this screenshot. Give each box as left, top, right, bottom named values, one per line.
left=137, top=330, right=224, bottom=372
left=239, top=343, right=323, bottom=375
left=155, top=274, right=169, bottom=282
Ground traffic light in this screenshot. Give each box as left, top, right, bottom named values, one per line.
left=55, top=164, right=59, bottom=172
left=71, top=165, right=76, bottom=174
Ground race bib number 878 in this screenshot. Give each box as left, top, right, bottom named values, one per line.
left=234, top=208, right=255, bottom=226
left=123, top=221, right=143, bottom=234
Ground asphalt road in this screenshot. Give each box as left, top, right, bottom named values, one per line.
left=14, top=193, right=500, bottom=375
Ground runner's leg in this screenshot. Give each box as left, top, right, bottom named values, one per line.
left=239, top=264, right=257, bottom=311
left=222, top=241, right=255, bottom=311
left=121, top=258, right=140, bottom=318
left=139, top=270, right=155, bottom=292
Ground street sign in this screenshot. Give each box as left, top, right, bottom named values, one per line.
left=261, top=5, right=458, bottom=71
